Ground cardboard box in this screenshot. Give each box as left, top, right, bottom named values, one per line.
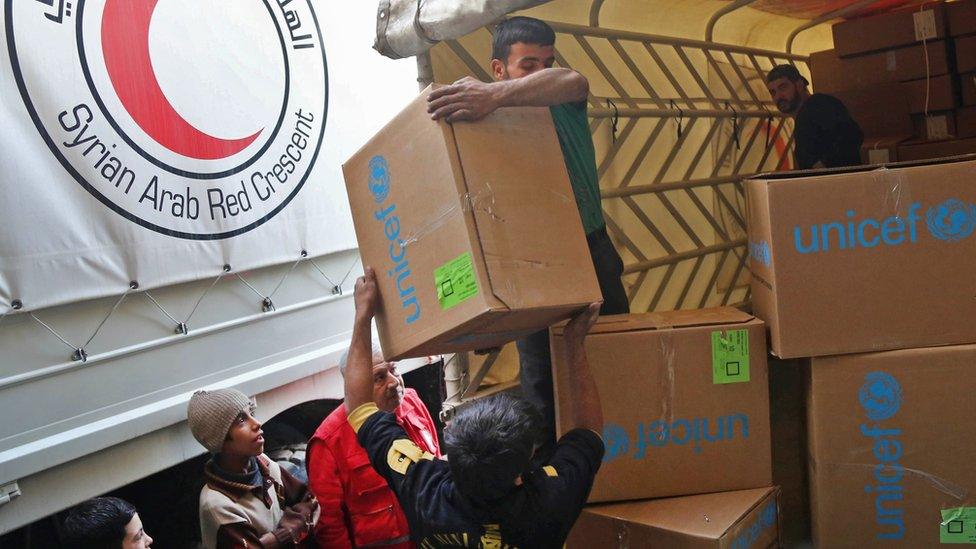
left=343, top=87, right=601, bottom=360
left=567, top=487, right=781, bottom=549
left=911, top=111, right=958, bottom=140
left=861, top=137, right=907, bottom=165
left=810, top=42, right=950, bottom=93
left=832, top=4, right=947, bottom=58
left=958, top=106, right=976, bottom=138
left=899, top=74, right=956, bottom=113
left=948, top=0, right=976, bottom=36
left=768, top=358, right=810, bottom=547
left=806, top=346, right=976, bottom=548
left=833, top=86, right=913, bottom=139
left=957, top=34, right=976, bottom=74
left=963, top=72, right=976, bottom=106
left=746, top=156, right=976, bottom=358
left=551, top=309, right=771, bottom=502
left=897, top=136, right=976, bottom=160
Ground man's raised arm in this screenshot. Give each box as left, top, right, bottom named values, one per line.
left=558, top=302, right=603, bottom=434
left=427, top=69, right=588, bottom=122
left=344, top=267, right=379, bottom=413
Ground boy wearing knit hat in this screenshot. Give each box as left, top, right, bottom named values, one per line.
left=188, top=388, right=319, bottom=548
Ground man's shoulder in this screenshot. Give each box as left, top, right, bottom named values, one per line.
left=311, top=404, right=351, bottom=443
left=806, top=93, right=846, bottom=111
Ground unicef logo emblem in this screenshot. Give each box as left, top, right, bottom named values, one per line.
left=858, top=372, right=902, bottom=421
left=926, top=199, right=976, bottom=242
left=368, top=155, right=391, bottom=203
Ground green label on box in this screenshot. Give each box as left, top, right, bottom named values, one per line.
left=942, top=507, right=976, bottom=543
left=434, top=252, right=479, bottom=310
left=712, top=329, right=750, bottom=384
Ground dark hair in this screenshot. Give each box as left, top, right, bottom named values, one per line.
left=444, top=393, right=543, bottom=501
left=766, top=64, right=809, bottom=86
left=491, top=16, right=556, bottom=62
left=62, top=497, right=136, bottom=549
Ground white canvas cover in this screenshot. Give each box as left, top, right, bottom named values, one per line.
left=0, top=0, right=418, bottom=313
left=374, top=0, right=552, bottom=58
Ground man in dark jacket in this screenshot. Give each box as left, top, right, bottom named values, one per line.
left=767, top=64, right=864, bottom=170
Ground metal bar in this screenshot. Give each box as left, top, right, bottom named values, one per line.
left=675, top=256, right=706, bottom=310
left=653, top=118, right=699, bottom=184
left=590, top=107, right=784, bottom=119
left=786, top=0, right=877, bottom=54
left=747, top=53, right=772, bottom=89
left=674, top=45, right=721, bottom=109
left=552, top=49, right=602, bottom=110
left=721, top=253, right=749, bottom=305
left=609, top=39, right=667, bottom=109
left=642, top=43, right=692, bottom=103
left=574, top=35, right=638, bottom=108
left=754, top=116, right=787, bottom=173
left=589, top=0, right=606, bottom=27
left=714, top=181, right=747, bottom=231
left=548, top=20, right=809, bottom=62
left=616, top=118, right=669, bottom=189
left=624, top=239, right=746, bottom=275
left=698, top=250, right=731, bottom=309
left=649, top=263, right=678, bottom=311
left=444, top=39, right=493, bottom=82
left=705, top=0, right=759, bottom=42
left=602, top=173, right=758, bottom=199
left=605, top=215, right=652, bottom=263
left=621, top=196, right=679, bottom=255
left=628, top=270, right=648, bottom=303
left=654, top=192, right=706, bottom=248
left=723, top=50, right=764, bottom=106
left=710, top=117, right=742, bottom=178
left=682, top=117, right=722, bottom=181
left=733, top=118, right=767, bottom=174
left=597, top=118, right=639, bottom=178
left=703, top=49, right=748, bottom=110
left=776, top=127, right=797, bottom=171
left=461, top=349, right=501, bottom=399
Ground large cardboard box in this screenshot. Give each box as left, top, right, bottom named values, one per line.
left=551, top=309, right=772, bottom=502
left=897, top=136, right=976, bottom=160
left=746, top=157, right=976, bottom=358
left=810, top=42, right=950, bottom=93
left=832, top=87, right=912, bottom=164
left=566, top=487, right=781, bottom=549
left=958, top=106, right=976, bottom=138
left=899, top=74, right=956, bottom=113
left=948, top=0, right=976, bottom=36
left=957, top=34, right=976, bottom=74
left=806, top=346, right=976, bottom=548
left=963, top=72, right=976, bottom=106
left=343, top=87, right=601, bottom=360
left=832, top=4, right=947, bottom=58
left=911, top=111, right=957, bottom=140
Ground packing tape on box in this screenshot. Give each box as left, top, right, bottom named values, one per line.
left=812, top=458, right=969, bottom=500
left=873, top=167, right=915, bottom=218
left=400, top=187, right=497, bottom=249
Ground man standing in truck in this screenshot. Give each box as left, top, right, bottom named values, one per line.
left=426, top=16, right=629, bottom=455
left=766, top=64, right=864, bottom=170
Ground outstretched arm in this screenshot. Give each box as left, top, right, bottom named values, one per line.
left=559, top=302, right=603, bottom=434
left=427, top=69, right=589, bottom=122
left=344, top=267, right=379, bottom=413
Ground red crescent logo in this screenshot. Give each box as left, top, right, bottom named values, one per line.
left=100, top=0, right=262, bottom=160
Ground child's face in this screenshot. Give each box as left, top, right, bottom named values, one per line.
left=222, top=410, right=264, bottom=457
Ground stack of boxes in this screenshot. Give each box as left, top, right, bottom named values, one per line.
left=810, top=1, right=976, bottom=163
left=552, top=310, right=782, bottom=546
left=746, top=156, right=976, bottom=547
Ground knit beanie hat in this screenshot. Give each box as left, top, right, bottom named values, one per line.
left=187, top=388, right=253, bottom=453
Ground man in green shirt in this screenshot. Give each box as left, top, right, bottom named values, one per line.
left=427, top=16, right=629, bottom=455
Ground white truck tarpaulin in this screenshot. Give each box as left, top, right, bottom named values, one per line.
left=0, top=0, right=417, bottom=313
left=375, top=0, right=552, bottom=59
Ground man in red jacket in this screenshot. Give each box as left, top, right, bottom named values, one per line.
left=307, top=344, right=440, bottom=548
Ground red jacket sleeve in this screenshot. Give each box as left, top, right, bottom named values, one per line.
left=306, top=441, right=353, bottom=549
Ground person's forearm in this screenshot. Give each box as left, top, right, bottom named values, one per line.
left=562, top=339, right=603, bottom=433
left=493, top=68, right=588, bottom=107
left=343, top=315, right=374, bottom=413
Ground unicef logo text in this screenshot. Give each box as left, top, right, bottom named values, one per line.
left=926, top=199, right=976, bottom=242
left=368, top=155, right=391, bottom=203
left=858, top=371, right=902, bottom=422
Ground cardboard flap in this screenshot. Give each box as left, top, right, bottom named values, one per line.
left=750, top=153, right=976, bottom=182
left=449, top=106, right=600, bottom=310
left=552, top=307, right=756, bottom=336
